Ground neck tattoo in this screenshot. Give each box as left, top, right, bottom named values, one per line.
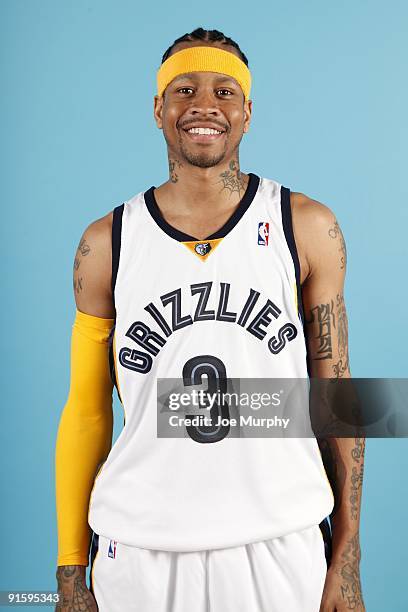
left=218, top=160, right=247, bottom=198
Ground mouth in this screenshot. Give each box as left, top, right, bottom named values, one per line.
left=181, top=126, right=226, bottom=144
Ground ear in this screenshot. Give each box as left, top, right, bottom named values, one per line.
left=243, top=99, right=252, bottom=133
left=153, top=94, right=164, bottom=129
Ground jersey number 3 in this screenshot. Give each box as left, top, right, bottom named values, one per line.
left=182, top=355, right=230, bottom=444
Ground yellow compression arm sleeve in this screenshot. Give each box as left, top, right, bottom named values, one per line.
left=55, top=309, right=115, bottom=566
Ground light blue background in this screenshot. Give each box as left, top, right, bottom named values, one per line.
left=1, top=0, right=407, bottom=610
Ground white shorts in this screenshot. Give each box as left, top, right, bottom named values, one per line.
left=89, top=522, right=330, bottom=612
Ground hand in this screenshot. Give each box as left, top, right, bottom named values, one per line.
left=55, top=565, right=98, bottom=611
left=319, top=561, right=365, bottom=612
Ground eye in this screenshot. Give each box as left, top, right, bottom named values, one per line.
left=177, top=87, right=194, bottom=94
left=217, top=89, right=233, bottom=96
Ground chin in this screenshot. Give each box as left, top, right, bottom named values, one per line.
left=186, top=156, right=225, bottom=169
left=180, top=146, right=227, bottom=169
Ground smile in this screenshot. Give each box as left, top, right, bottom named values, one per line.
left=182, top=126, right=226, bottom=143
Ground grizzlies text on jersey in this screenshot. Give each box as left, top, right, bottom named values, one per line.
left=87, top=173, right=334, bottom=551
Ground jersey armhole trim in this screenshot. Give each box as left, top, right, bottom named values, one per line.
left=111, top=203, right=124, bottom=306
left=110, top=203, right=124, bottom=395
left=280, top=186, right=305, bottom=327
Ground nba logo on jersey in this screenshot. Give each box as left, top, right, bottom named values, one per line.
left=108, top=540, right=117, bottom=559
left=258, top=222, right=269, bottom=246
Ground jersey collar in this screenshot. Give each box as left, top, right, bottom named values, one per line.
left=143, top=173, right=261, bottom=242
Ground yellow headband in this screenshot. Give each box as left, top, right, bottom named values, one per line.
left=157, top=46, right=252, bottom=101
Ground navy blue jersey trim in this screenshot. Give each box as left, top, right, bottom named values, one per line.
left=107, top=327, right=121, bottom=401
left=144, top=173, right=261, bottom=242
left=88, top=531, right=99, bottom=594
left=111, top=205, right=123, bottom=399
left=319, top=516, right=333, bottom=569
left=280, top=186, right=305, bottom=326
left=111, top=204, right=124, bottom=304
left=280, top=186, right=311, bottom=376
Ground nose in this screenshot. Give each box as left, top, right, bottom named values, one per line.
left=187, top=88, right=222, bottom=116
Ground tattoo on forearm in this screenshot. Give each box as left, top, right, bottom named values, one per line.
left=351, top=437, right=365, bottom=463
left=219, top=160, right=246, bottom=197
left=350, top=437, right=365, bottom=521
left=335, top=532, right=364, bottom=610
left=57, top=566, right=76, bottom=579
left=56, top=565, right=94, bottom=611
left=328, top=219, right=347, bottom=270
left=71, top=576, right=93, bottom=611
left=169, top=158, right=182, bottom=183
left=305, top=300, right=335, bottom=360
left=350, top=465, right=363, bottom=520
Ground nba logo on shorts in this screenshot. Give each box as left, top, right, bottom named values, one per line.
left=258, top=222, right=269, bottom=246
left=108, top=540, right=117, bottom=559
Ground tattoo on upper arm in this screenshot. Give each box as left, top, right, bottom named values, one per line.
left=73, top=237, right=91, bottom=294
left=305, top=301, right=335, bottom=360
left=328, top=219, right=347, bottom=270
left=305, top=293, right=351, bottom=377
left=334, top=293, right=350, bottom=377
left=73, top=277, right=83, bottom=293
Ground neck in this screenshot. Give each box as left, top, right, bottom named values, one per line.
left=157, top=156, right=249, bottom=215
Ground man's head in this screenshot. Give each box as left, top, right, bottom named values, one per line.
left=153, top=28, right=252, bottom=170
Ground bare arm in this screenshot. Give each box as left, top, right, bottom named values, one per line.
left=293, top=194, right=365, bottom=611
left=73, top=212, right=115, bottom=318
left=55, top=212, right=114, bottom=610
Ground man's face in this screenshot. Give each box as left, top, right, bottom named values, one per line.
left=154, top=42, right=252, bottom=169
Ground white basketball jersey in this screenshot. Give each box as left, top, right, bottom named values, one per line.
left=87, top=173, right=334, bottom=551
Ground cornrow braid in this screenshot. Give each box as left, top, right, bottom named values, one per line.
left=161, top=27, right=249, bottom=67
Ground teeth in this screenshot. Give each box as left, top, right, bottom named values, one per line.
left=187, top=127, right=223, bottom=135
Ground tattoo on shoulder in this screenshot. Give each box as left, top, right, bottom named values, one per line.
left=78, top=238, right=91, bottom=257
left=328, top=219, right=347, bottom=270
left=219, top=160, right=247, bottom=197
left=73, top=237, right=90, bottom=293
left=73, top=277, right=83, bottom=293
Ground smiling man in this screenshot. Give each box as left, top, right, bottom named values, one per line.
left=55, top=28, right=365, bottom=612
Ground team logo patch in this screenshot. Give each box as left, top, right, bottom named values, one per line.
left=195, top=242, right=212, bottom=256
left=183, top=238, right=222, bottom=260
left=108, top=540, right=117, bottom=559
left=258, top=222, right=269, bottom=246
